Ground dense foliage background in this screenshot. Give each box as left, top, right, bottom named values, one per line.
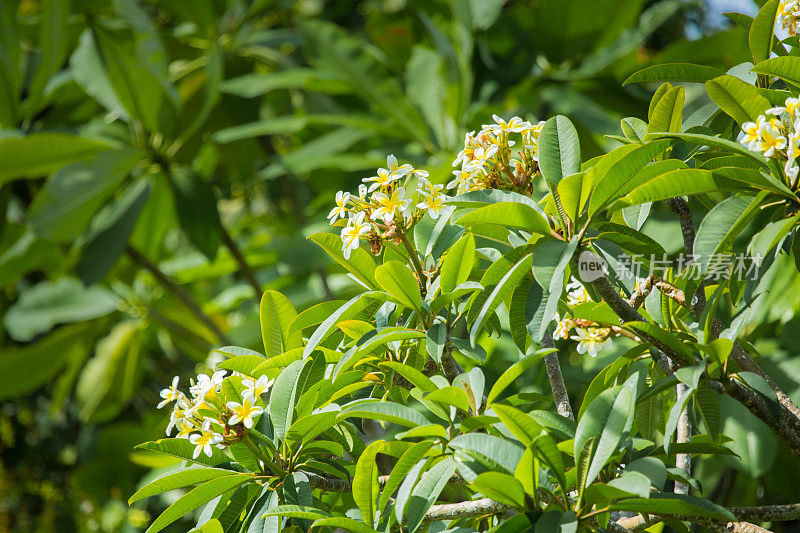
left=7, top=0, right=800, bottom=532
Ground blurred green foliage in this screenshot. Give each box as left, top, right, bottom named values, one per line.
left=5, top=0, right=797, bottom=531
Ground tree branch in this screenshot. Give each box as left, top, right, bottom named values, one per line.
left=220, top=224, right=262, bottom=299
left=126, top=245, right=230, bottom=344
left=422, top=498, right=512, bottom=523
left=617, top=502, right=800, bottom=531
left=542, top=329, right=575, bottom=420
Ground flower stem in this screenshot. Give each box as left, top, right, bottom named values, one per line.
left=399, top=231, right=426, bottom=289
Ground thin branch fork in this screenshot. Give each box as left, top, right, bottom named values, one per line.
left=588, top=272, right=800, bottom=458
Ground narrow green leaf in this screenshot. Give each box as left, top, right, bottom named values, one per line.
left=308, top=232, right=378, bottom=289
left=353, top=440, right=384, bottom=528
left=539, top=115, right=581, bottom=186
left=487, top=349, right=554, bottom=403
left=129, top=467, right=235, bottom=504
left=375, top=260, right=422, bottom=312
left=269, top=359, right=306, bottom=441
left=623, top=63, right=724, bottom=85
left=705, top=74, right=770, bottom=126
left=471, top=472, right=526, bottom=508
left=260, top=290, right=303, bottom=358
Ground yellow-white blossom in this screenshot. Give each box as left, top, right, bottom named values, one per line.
left=780, top=0, right=800, bottom=36
left=157, top=375, right=183, bottom=409
left=190, top=370, right=227, bottom=400
left=328, top=191, right=350, bottom=223
left=227, top=394, right=264, bottom=429
left=243, top=375, right=274, bottom=398
left=341, top=212, right=371, bottom=259
left=371, top=187, right=410, bottom=223
left=571, top=328, right=612, bottom=358
left=189, top=420, right=224, bottom=459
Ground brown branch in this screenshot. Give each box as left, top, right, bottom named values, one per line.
left=542, top=329, right=575, bottom=420
left=441, top=343, right=464, bottom=384
left=126, top=246, right=230, bottom=344
left=588, top=271, right=800, bottom=459
left=617, top=502, right=800, bottom=531
left=627, top=274, right=654, bottom=309
left=422, top=498, right=512, bottom=523
left=654, top=277, right=800, bottom=441
left=220, top=225, right=262, bottom=299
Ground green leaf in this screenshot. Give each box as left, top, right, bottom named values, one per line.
left=262, top=505, right=331, bottom=520
left=134, top=439, right=230, bottom=467
left=574, top=386, right=634, bottom=487
left=374, top=260, right=422, bottom=313
left=0, top=322, right=96, bottom=401
left=425, top=322, right=447, bottom=364
left=705, top=75, right=770, bottom=126
left=471, top=253, right=533, bottom=346
left=212, top=116, right=309, bottom=144
left=260, top=290, right=303, bottom=358
left=646, top=85, right=684, bottom=136
left=379, top=440, right=435, bottom=513
left=624, top=322, right=694, bottom=361
left=424, top=386, right=471, bottom=412
left=129, top=467, right=236, bottom=504
left=169, top=167, right=221, bottom=260
left=146, top=475, right=253, bottom=533
left=338, top=400, right=429, bottom=427
left=487, top=349, right=554, bottom=403
left=4, top=277, right=116, bottom=342
left=664, top=386, right=694, bottom=454
left=269, top=359, right=306, bottom=441
left=381, top=361, right=436, bottom=392
left=646, top=132, right=769, bottom=169
left=406, top=458, right=457, bottom=532
left=310, top=233, right=378, bottom=289
left=0, top=133, right=113, bottom=185
left=751, top=56, right=800, bottom=87
left=694, top=195, right=760, bottom=275
left=353, top=440, right=384, bottom=528
left=220, top=69, right=351, bottom=98
left=694, top=387, right=721, bottom=438
left=28, top=149, right=142, bottom=242
left=623, top=63, right=724, bottom=85
left=439, top=232, right=475, bottom=294
left=539, top=115, right=581, bottom=186
left=588, top=140, right=672, bottom=215
left=471, top=472, right=526, bottom=508
left=77, top=179, right=151, bottom=285
left=607, top=168, right=742, bottom=212
left=311, top=517, right=378, bottom=533
left=303, top=293, right=386, bottom=357
left=609, top=493, right=735, bottom=521
left=458, top=202, right=551, bottom=236
left=449, top=433, right=524, bottom=475
left=492, top=403, right=544, bottom=446
left=749, top=0, right=780, bottom=65
left=285, top=411, right=339, bottom=447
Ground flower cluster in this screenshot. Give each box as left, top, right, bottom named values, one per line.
left=779, top=0, right=800, bottom=36
left=553, top=278, right=615, bottom=358
left=448, top=114, right=546, bottom=194
left=740, top=96, right=800, bottom=187
left=330, top=155, right=445, bottom=259
left=157, top=372, right=273, bottom=459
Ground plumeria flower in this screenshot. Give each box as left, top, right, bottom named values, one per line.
left=740, top=116, right=764, bottom=150
left=227, top=394, right=264, bottom=429
left=385, top=154, right=413, bottom=178
left=554, top=317, right=575, bottom=340
left=328, top=191, right=350, bottom=223
left=172, top=418, right=196, bottom=439
left=190, top=370, right=227, bottom=400
left=417, top=193, right=446, bottom=219
left=189, top=420, right=224, bottom=459
left=157, top=376, right=183, bottom=409
left=463, top=145, right=499, bottom=172
left=452, top=132, right=477, bottom=168
left=566, top=277, right=591, bottom=306
left=757, top=119, right=788, bottom=157
left=371, top=187, right=409, bottom=223
left=243, top=376, right=274, bottom=398
left=362, top=167, right=399, bottom=192
left=780, top=0, right=800, bottom=35
left=484, top=114, right=531, bottom=134
left=341, top=211, right=371, bottom=259
left=571, top=328, right=613, bottom=358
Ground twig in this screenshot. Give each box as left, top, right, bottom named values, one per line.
left=422, top=498, right=512, bottom=523
left=674, top=380, right=691, bottom=494
left=627, top=274, right=654, bottom=309
left=542, top=329, right=575, bottom=420
left=617, top=502, right=800, bottom=531
left=220, top=224, right=262, bottom=299
left=126, top=245, right=230, bottom=345
left=589, top=271, right=800, bottom=459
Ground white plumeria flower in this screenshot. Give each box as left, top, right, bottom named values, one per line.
left=227, top=394, right=264, bottom=429
left=190, top=370, right=227, bottom=400
left=341, top=211, right=371, bottom=260
left=328, top=191, right=350, bottom=223
left=757, top=119, right=787, bottom=157
left=452, top=132, right=477, bottom=168
left=362, top=167, right=398, bottom=192
left=385, top=154, right=413, bottom=178
left=371, top=187, right=410, bottom=223
left=417, top=193, right=446, bottom=219
left=484, top=114, right=531, bottom=134
left=740, top=116, right=764, bottom=150
left=554, top=317, right=575, bottom=340
left=571, top=328, right=612, bottom=358
left=447, top=169, right=479, bottom=193
left=189, top=420, right=224, bottom=458
left=157, top=376, right=182, bottom=409
left=463, top=145, right=498, bottom=172
left=243, top=376, right=274, bottom=398
left=173, top=418, right=195, bottom=439
left=566, top=277, right=591, bottom=306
